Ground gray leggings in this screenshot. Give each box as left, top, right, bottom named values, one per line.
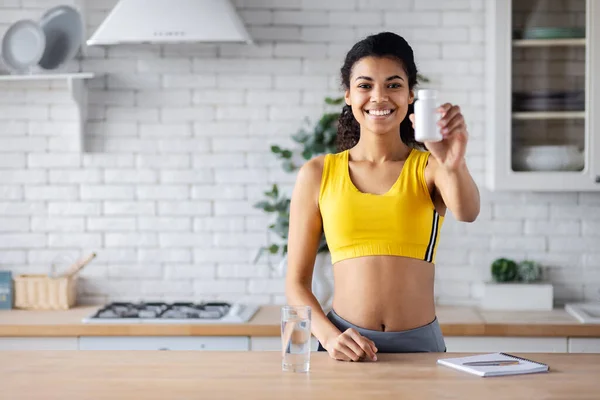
left=317, top=309, right=446, bottom=353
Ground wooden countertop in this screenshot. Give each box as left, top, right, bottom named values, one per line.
left=2, top=351, right=599, bottom=399
left=0, top=305, right=281, bottom=337
left=1, top=305, right=599, bottom=337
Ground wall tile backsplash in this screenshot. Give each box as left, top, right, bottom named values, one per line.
left=0, top=0, right=598, bottom=306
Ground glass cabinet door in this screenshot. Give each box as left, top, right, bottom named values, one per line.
left=486, top=0, right=600, bottom=191
left=511, top=0, right=586, bottom=174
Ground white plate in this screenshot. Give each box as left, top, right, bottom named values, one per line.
left=38, top=5, right=83, bottom=70
left=513, top=145, right=585, bottom=171
left=0, top=19, right=46, bottom=73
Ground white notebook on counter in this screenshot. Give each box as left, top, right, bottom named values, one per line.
left=437, top=352, right=549, bottom=377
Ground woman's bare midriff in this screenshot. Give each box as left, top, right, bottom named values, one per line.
left=330, top=255, right=436, bottom=332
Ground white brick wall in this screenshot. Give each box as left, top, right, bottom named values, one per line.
left=0, top=0, right=598, bottom=306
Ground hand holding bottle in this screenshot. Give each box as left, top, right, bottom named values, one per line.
left=411, top=91, right=469, bottom=171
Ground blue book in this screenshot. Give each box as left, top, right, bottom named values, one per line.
left=0, top=271, right=12, bottom=309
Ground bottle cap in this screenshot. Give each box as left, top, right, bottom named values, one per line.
left=417, top=89, right=437, bottom=99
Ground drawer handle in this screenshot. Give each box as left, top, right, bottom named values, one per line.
left=159, top=347, right=170, bottom=351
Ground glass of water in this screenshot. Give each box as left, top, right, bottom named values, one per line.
left=281, top=305, right=311, bottom=373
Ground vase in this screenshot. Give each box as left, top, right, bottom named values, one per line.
left=279, top=252, right=333, bottom=311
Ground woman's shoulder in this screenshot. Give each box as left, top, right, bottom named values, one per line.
left=297, top=154, right=327, bottom=183
left=410, top=147, right=433, bottom=165
left=296, top=151, right=344, bottom=187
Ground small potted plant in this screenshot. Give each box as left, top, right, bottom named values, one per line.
left=480, top=258, right=553, bottom=310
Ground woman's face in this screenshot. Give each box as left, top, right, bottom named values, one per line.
left=345, top=56, right=414, bottom=137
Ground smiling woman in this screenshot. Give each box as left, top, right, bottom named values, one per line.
left=285, top=32, right=481, bottom=362
left=336, top=36, right=421, bottom=152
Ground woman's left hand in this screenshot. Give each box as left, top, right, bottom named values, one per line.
left=410, top=103, right=468, bottom=171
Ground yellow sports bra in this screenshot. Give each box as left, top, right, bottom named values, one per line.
left=318, top=148, right=444, bottom=264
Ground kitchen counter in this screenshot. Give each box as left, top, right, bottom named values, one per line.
left=1, top=351, right=599, bottom=399
left=1, top=305, right=600, bottom=337
left=0, top=305, right=279, bottom=337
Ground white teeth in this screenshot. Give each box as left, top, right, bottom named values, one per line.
left=367, top=109, right=392, bottom=116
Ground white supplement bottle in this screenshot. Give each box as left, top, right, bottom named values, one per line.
left=414, top=89, right=443, bottom=142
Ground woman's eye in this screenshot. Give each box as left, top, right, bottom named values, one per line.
left=357, top=83, right=402, bottom=89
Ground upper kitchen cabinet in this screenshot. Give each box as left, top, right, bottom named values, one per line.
left=486, top=0, right=600, bottom=191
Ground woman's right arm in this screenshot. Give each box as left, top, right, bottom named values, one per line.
left=285, top=156, right=377, bottom=362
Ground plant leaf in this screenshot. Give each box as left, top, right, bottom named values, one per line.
left=323, top=127, right=336, bottom=144
left=264, top=184, right=278, bottom=199
left=313, top=142, right=325, bottom=154
left=275, top=198, right=290, bottom=212
left=324, top=96, right=344, bottom=105
left=292, top=130, right=308, bottom=143
left=282, top=160, right=295, bottom=172
left=281, top=150, right=293, bottom=159
left=417, top=73, right=430, bottom=83
left=253, top=201, right=271, bottom=210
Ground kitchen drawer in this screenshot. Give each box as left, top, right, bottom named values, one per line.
left=79, top=336, right=249, bottom=351
left=0, top=337, right=78, bottom=350
left=445, top=337, right=567, bottom=353
left=568, top=338, right=600, bottom=353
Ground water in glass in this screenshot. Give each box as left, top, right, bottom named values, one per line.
left=281, top=305, right=311, bottom=372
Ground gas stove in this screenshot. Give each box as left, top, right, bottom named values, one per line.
left=82, top=301, right=260, bottom=324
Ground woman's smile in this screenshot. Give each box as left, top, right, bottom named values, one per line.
left=364, top=108, right=397, bottom=120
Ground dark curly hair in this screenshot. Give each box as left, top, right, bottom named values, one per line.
left=337, top=31, right=423, bottom=151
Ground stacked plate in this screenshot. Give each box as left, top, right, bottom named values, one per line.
left=522, top=27, right=585, bottom=40
left=0, top=5, right=83, bottom=74
left=513, top=27, right=586, bottom=40
left=512, top=90, right=585, bottom=112
left=512, top=144, right=585, bottom=172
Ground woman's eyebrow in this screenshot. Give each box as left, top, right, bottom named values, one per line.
left=386, top=75, right=404, bottom=81
left=354, top=75, right=405, bottom=81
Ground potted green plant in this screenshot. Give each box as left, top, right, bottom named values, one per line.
left=481, top=257, right=553, bottom=311
left=253, top=97, right=343, bottom=308
left=253, top=97, right=342, bottom=259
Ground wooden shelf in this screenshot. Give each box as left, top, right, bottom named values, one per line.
left=0, top=72, right=95, bottom=152
left=512, top=111, right=585, bottom=120
left=513, top=38, right=586, bottom=47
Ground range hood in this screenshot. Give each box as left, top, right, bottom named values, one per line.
left=87, top=0, right=252, bottom=46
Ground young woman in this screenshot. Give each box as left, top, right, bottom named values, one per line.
left=285, top=32, right=480, bottom=361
